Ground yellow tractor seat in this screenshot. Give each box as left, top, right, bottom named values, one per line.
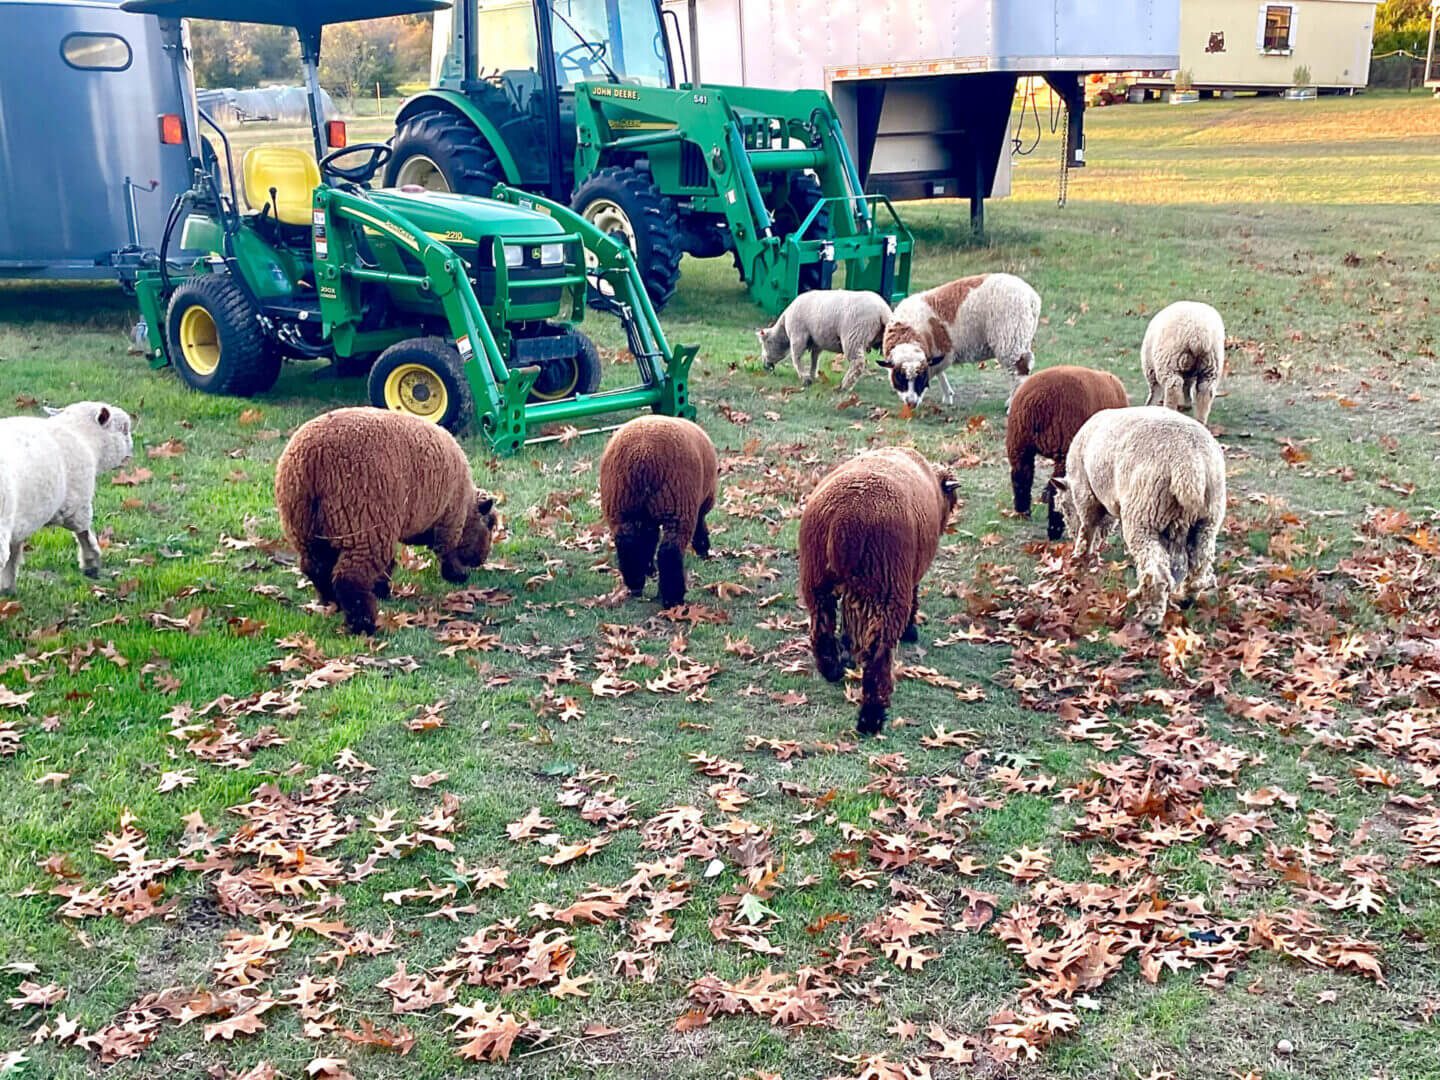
left=241, top=145, right=321, bottom=226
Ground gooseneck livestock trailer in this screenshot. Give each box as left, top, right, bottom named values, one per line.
left=0, top=0, right=193, bottom=279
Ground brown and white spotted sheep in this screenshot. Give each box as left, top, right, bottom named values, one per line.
left=798, top=447, right=959, bottom=735
left=599, top=415, right=718, bottom=608
left=275, top=408, right=497, bottom=634
left=879, top=272, right=1041, bottom=410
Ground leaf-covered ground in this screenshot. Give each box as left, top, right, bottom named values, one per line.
left=1, top=94, right=1439, bottom=1080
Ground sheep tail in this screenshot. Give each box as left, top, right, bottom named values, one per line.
left=1170, top=460, right=1208, bottom=517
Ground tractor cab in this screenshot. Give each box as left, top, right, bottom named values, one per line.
left=120, top=0, right=697, bottom=451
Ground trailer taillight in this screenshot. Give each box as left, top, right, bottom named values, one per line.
left=326, top=120, right=347, bottom=149
left=158, top=114, right=183, bottom=145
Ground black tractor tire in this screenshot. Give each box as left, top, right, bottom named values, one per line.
left=368, top=337, right=474, bottom=435
left=772, top=173, right=830, bottom=294
left=571, top=166, right=684, bottom=311
left=384, top=109, right=503, bottom=196
left=528, top=332, right=604, bottom=402
left=164, top=275, right=280, bottom=397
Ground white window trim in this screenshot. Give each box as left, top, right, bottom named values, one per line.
left=1258, top=3, right=1297, bottom=56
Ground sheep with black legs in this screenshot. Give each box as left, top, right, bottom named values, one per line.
left=599, top=415, right=718, bottom=608
left=275, top=408, right=497, bottom=634
left=757, top=290, right=892, bottom=391
left=1053, top=406, right=1226, bottom=626
left=799, top=447, right=959, bottom=735
left=0, top=402, right=133, bottom=592
left=878, top=273, right=1041, bottom=410
left=1006, top=365, right=1129, bottom=541
left=1141, top=301, right=1225, bottom=426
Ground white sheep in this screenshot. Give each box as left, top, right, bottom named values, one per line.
left=0, top=403, right=134, bottom=592
left=757, top=290, right=892, bottom=391
left=1052, top=406, right=1225, bottom=626
left=878, top=272, right=1041, bottom=409
left=1141, top=301, right=1225, bottom=425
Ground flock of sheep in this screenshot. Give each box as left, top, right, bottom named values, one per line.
left=0, top=274, right=1229, bottom=735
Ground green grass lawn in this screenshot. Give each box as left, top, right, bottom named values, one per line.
left=1, top=93, right=1439, bottom=1080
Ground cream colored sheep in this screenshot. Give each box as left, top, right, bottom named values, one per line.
left=1141, top=301, right=1225, bottom=425
left=1053, top=406, right=1225, bottom=626
left=757, top=290, right=892, bottom=391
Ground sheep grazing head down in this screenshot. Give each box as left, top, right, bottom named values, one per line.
left=877, top=344, right=939, bottom=408
left=755, top=326, right=788, bottom=370
left=1050, top=476, right=1081, bottom=541
left=457, top=490, right=499, bottom=570
left=46, top=402, right=134, bottom=468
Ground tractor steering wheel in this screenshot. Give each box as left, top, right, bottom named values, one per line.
left=557, top=41, right=605, bottom=82
left=320, top=143, right=394, bottom=185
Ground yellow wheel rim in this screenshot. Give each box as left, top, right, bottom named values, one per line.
left=383, top=363, right=448, bottom=421
left=529, top=358, right=582, bottom=403
left=178, top=305, right=220, bottom=376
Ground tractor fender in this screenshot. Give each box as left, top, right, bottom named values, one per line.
left=394, top=91, right=524, bottom=186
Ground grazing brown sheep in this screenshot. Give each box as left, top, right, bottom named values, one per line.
left=275, top=408, right=497, bottom=634
left=798, top=447, right=959, bottom=735
left=1054, top=406, right=1226, bottom=626
left=1006, top=365, right=1129, bottom=541
left=599, top=415, right=718, bottom=608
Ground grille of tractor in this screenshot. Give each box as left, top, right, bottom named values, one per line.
left=680, top=141, right=707, bottom=189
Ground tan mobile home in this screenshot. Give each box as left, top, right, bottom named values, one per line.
left=1180, top=0, right=1377, bottom=91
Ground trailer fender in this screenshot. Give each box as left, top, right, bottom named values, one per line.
left=394, top=91, right=524, bottom=187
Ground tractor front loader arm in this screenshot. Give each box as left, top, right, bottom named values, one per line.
left=572, top=82, right=913, bottom=317
left=490, top=185, right=698, bottom=423
left=312, top=187, right=541, bottom=453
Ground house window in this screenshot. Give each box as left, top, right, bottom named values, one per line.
left=61, top=32, right=132, bottom=71
left=1263, top=6, right=1293, bottom=52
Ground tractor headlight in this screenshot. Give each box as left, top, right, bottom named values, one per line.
left=537, top=242, right=566, bottom=267
left=503, top=245, right=525, bottom=269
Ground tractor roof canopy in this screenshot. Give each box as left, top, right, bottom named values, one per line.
left=119, top=0, right=450, bottom=31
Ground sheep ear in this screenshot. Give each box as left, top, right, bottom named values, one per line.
left=927, top=355, right=947, bottom=368
left=42, top=405, right=62, bottom=417
left=1050, top=477, right=1069, bottom=494
left=940, top=476, right=961, bottom=495
left=476, top=493, right=495, bottom=517
left=96, top=406, right=111, bottom=427
left=875, top=355, right=894, bottom=369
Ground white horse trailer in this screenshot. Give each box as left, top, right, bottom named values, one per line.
left=665, top=0, right=1179, bottom=228
left=0, top=0, right=192, bottom=279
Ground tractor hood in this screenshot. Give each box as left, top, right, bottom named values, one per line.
left=120, top=0, right=449, bottom=30
left=367, top=189, right=569, bottom=246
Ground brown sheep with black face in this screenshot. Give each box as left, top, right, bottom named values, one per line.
left=798, top=447, right=959, bottom=735
left=599, top=415, right=718, bottom=608
left=275, top=408, right=497, bottom=634
left=1006, top=365, right=1130, bottom=541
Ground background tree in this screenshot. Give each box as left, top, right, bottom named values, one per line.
left=1373, top=0, right=1433, bottom=54
left=190, top=16, right=430, bottom=93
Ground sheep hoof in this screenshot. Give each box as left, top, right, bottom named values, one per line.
left=901, top=623, right=919, bottom=645
left=816, top=653, right=845, bottom=684
left=856, top=703, right=887, bottom=736
left=344, top=617, right=377, bottom=636
left=373, top=579, right=392, bottom=600
left=83, top=567, right=99, bottom=580
left=627, top=587, right=645, bottom=599
left=1177, top=595, right=1196, bottom=610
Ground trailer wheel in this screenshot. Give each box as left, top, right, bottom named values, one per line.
left=572, top=167, right=683, bottom=311
left=165, top=275, right=279, bottom=397
left=529, top=332, right=604, bottom=402
left=385, top=110, right=502, bottom=195
left=772, top=174, right=831, bottom=294
left=369, top=338, right=474, bottom=434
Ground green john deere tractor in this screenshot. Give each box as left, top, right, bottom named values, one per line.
left=384, top=0, right=913, bottom=315
left=120, top=0, right=696, bottom=454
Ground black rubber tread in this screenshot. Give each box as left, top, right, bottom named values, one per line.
left=164, top=274, right=280, bottom=397
left=772, top=173, right=831, bottom=294
left=367, top=336, right=475, bottom=435
left=571, top=165, right=684, bottom=311
left=384, top=109, right=503, bottom=196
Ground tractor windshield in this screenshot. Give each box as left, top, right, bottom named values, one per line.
left=548, top=0, right=669, bottom=88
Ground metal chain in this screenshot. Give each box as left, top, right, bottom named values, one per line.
left=1057, top=103, right=1071, bottom=209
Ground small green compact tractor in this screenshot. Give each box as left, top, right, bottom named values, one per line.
left=120, top=0, right=696, bottom=454
left=385, top=0, right=914, bottom=315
